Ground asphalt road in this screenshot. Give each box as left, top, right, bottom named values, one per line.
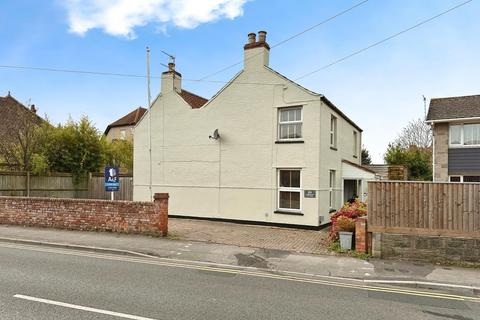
left=0, top=243, right=479, bottom=320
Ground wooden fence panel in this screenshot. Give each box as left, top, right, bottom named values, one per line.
left=368, top=181, right=480, bottom=238
left=88, top=175, right=133, bottom=201
left=0, top=172, right=132, bottom=201
left=0, top=172, right=26, bottom=196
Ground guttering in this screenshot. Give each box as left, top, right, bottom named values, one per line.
left=426, top=116, right=480, bottom=124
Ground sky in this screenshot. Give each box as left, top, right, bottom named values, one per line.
left=1, top=0, right=479, bottom=163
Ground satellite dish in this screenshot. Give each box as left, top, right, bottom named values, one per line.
left=209, top=129, right=220, bottom=140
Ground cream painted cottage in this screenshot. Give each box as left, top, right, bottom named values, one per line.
left=133, top=31, right=373, bottom=227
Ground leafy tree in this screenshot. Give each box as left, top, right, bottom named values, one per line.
left=105, top=139, right=133, bottom=173
left=384, top=143, right=432, bottom=181
left=361, top=148, right=372, bottom=165
left=40, top=116, right=107, bottom=178
left=384, top=118, right=433, bottom=181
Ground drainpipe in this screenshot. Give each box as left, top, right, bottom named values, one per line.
left=432, top=123, right=435, bottom=181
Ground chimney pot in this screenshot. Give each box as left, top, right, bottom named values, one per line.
left=30, top=104, right=37, bottom=113
left=247, top=32, right=256, bottom=44
left=258, top=31, right=267, bottom=42
left=168, top=62, right=175, bottom=71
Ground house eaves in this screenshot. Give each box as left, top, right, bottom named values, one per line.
left=264, top=66, right=362, bottom=132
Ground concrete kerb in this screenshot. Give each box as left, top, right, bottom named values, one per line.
left=0, top=236, right=478, bottom=297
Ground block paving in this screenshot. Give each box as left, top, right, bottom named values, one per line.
left=169, top=218, right=329, bottom=255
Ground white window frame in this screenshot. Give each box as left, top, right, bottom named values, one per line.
left=329, top=170, right=336, bottom=209
left=278, top=106, right=303, bottom=141
left=353, top=131, right=358, bottom=157
left=277, top=169, right=302, bottom=213
left=449, top=175, right=462, bottom=182
left=448, top=175, right=480, bottom=183
left=449, top=123, right=480, bottom=147
left=330, top=115, right=337, bottom=149
left=120, top=129, right=126, bottom=140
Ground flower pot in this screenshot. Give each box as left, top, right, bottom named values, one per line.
left=339, top=231, right=353, bottom=250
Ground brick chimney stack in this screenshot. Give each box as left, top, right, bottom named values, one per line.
left=243, top=31, right=270, bottom=70
left=161, top=62, right=182, bottom=94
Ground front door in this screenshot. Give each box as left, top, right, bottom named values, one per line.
left=343, top=179, right=358, bottom=204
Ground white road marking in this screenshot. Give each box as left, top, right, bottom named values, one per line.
left=2, top=242, right=480, bottom=302
left=13, top=294, right=158, bottom=320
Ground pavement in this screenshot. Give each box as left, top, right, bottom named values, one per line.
left=0, top=223, right=480, bottom=296
left=2, top=243, right=479, bottom=319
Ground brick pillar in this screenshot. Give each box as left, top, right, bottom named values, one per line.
left=355, top=216, right=368, bottom=253
left=154, top=193, right=169, bottom=236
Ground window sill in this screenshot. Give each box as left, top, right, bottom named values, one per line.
left=353, top=155, right=358, bottom=158
left=275, top=140, right=304, bottom=144
left=449, top=145, right=480, bottom=148
left=330, top=146, right=337, bottom=151
left=274, top=210, right=304, bottom=216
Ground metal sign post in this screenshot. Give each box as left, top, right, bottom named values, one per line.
left=104, top=166, right=120, bottom=200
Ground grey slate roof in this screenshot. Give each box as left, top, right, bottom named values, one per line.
left=426, top=95, right=480, bottom=121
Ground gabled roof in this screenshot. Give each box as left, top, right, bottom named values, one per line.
left=178, top=89, right=208, bottom=109
left=265, top=66, right=362, bottom=132
left=105, top=107, right=147, bottom=135
left=0, top=94, right=45, bottom=130
left=426, top=95, right=480, bottom=121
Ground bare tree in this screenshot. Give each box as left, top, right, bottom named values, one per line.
left=0, top=99, right=45, bottom=172
left=394, top=118, right=432, bottom=149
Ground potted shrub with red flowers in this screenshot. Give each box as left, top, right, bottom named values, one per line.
left=329, top=199, right=367, bottom=252
left=336, top=216, right=356, bottom=250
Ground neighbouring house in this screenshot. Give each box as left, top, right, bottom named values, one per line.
left=134, top=31, right=372, bottom=227
left=364, top=164, right=408, bottom=180
left=0, top=92, right=45, bottom=170
left=104, top=107, right=147, bottom=142
left=426, top=94, right=480, bottom=182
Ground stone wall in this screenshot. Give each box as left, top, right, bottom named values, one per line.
left=0, top=193, right=168, bottom=236
left=372, top=232, right=480, bottom=264
left=433, top=122, right=449, bottom=182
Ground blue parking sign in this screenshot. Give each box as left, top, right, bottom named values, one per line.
left=104, top=166, right=120, bottom=192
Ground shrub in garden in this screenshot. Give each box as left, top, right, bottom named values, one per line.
left=329, top=199, right=367, bottom=241
left=335, top=216, right=355, bottom=232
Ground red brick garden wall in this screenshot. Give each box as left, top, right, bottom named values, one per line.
left=0, top=193, right=168, bottom=236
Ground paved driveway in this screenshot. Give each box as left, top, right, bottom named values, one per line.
left=169, top=218, right=329, bottom=255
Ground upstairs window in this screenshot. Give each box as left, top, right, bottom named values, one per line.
left=278, top=107, right=302, bottom=140
left=464, top=124, right=480, bottom=145
left=330, top=115, right=337, bottom=149
left=120, top=129, right=126, bottom=140
left=353, top=131, right=358, bottom=157
left=450, top=125, right=461, bottom=145
left=449, top=123, right=480, bottom=146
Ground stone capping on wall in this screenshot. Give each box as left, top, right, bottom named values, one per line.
left=0, top=193, right=169, bottom=236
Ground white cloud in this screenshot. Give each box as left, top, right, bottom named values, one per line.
left=63, top=0, right=248, bottom=38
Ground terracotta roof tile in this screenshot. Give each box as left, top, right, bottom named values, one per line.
left=179, top=89, right=208, bottom=109
left=105, top=107, right=147, bottom=134
left=0, top=94, right=45, bottom=139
